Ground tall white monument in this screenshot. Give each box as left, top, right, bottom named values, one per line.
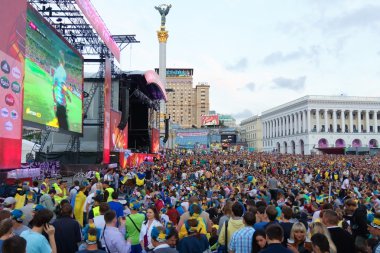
left=155, top=4, right=171, bottom=146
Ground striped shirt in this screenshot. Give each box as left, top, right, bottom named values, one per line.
left=229, top=226, right=255, bottom=253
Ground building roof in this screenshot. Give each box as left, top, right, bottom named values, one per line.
left=262, top=95, right=380, bottom=115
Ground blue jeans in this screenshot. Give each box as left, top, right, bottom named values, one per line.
left=131, top=244, right=142, bottom=253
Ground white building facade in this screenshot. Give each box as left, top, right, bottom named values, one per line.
left=240, top=115, right=263, bottom=151
left=261, top=95, right=380, bottom=154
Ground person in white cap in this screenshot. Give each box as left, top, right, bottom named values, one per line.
left=2, top=197, right=16, bottom=211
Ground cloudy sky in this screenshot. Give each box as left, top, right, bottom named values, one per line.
left=91, top=0, right=380, bottom=122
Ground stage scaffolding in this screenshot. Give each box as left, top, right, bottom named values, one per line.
left=26, top=0, right=140, bottom=162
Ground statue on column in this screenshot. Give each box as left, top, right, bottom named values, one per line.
left=155, top=4, right=172, bottom=27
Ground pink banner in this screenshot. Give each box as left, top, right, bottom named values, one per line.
left=0, top=0, right=27, bottom=169
left=75, top=0, right=120, bottom=62
left=103, top=57, right=111, bottom=163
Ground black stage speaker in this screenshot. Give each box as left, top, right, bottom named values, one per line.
left=118, top=79, right=130, bottom=130
left=163, top=117, right=170, bottom=143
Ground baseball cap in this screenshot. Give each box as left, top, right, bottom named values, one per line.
left=129, top=199, right=141, bottom=210
left=3, top=197, right=16, bottom=206
left=33, top=204, right=45, bottom=212
left=11, top=209, right=24, bottom=222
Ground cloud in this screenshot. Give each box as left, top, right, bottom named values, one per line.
left=232, top=109, right=254, bottom=120
left=263, top=49, right=306, bottom=65
left=226, top=58, right=248, bottom=72
left=262, top=46, right=322, bottom=65
left=324, top=4, right=380, bottom=31
left=239, top=82, right=256, bottom=92
left=272, top=76, right=306, bottom=91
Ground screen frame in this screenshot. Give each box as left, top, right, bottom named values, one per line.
left=23, top=3, right=84, bottom=136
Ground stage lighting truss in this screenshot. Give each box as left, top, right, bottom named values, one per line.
left=28, top=0, right=139, bottom=60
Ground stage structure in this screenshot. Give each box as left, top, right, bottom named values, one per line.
left=14, top=0, right=139, bottom=167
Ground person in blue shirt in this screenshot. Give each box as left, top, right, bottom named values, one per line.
left=53, top=51, right=71, bottom=131
left=108, top=192, right=124, bottom=220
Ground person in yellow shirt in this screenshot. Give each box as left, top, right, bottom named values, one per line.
left=74, top=185, right=87, bottom=226
left=40, top=177, right=50, bottom=195
left=54, top=180, right=68, bottom=204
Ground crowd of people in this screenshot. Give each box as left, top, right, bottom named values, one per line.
left=1, top=151, right=380, bottom=253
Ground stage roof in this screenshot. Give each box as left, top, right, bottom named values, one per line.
left=126, top=70, right=168, bottom=102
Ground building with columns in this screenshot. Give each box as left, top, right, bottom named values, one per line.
left=261, top=95, right=380, bottom=154
left=240, top=115, right=263, bottom=151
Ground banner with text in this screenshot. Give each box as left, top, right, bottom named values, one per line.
left=0, top=0, right=27, bottom=169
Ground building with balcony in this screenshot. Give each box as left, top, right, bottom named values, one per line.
left=261, top=95, right=380, bottom=154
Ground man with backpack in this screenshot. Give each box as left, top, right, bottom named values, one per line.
left=68, top=180, right=80, bottom=204
left=218, top=202, right=245, bottom=253
left=30, top=181, right=42, bottom=204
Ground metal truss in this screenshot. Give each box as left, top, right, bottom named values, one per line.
left=27, top=0, right=140, bottom=57
left=26, top=0, right=140, bottom=161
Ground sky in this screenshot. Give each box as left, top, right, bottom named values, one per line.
left=91, top=0, right=380, bottom=123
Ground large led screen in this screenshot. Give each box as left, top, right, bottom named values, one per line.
left=23, top=5, right=83, bottom=134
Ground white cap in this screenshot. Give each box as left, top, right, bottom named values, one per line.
left=3, top=197, right=16, bottom=206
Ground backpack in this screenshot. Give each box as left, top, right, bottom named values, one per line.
left=32, top=188, right=42, bottom=204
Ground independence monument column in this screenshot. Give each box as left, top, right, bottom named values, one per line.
left=155, top=4, right=171, bottom=147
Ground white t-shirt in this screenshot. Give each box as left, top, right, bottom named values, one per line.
left=181, top=201, right=189, bottom=212
left=305, top=174, right=312, bottom=184
left=85, top=193, right=95, bottom=212
left=341, top=178, right=350, bottom=190
left=312, top=210, right=321, bottom=222
left=94, top=215, right=106, bottom=232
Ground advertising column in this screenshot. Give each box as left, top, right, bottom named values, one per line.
left=0, top=0, right=27, bottom=169
left=103, top=57, right=111, bottom=164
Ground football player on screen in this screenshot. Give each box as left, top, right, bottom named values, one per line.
left=52, top=50, right=71, bottom=131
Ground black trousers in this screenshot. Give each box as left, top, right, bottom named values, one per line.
left=56, top=104, right=68, bottom=130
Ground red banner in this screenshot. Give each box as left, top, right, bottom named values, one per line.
left=75, top=0, right=120, bottom=62
left=151, top=128, right=160, bottom=153
left=110, top=110, right=128, bottom=152
left=103, top=57, right=111, bottom=163
left=0, top=0, right=27, bottom=169
left=201, top=115, right=219, bottom=126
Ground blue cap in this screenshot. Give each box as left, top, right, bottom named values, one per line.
left=33, top=204, right=45, bottom=212
left=11, top=209, right=24, bottom=222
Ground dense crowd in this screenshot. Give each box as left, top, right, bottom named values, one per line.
left=1, top=151, right=380, bottom=253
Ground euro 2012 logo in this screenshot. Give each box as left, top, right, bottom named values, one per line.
left=1, top=76, right=10, bottom=89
